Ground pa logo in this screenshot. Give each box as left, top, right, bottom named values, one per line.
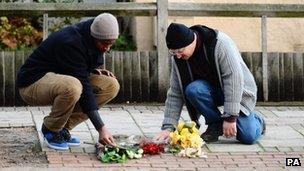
left=286, top=158, right=301, bottom=166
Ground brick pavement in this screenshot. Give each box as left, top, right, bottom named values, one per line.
left=1, top=105, right=304, bottom=170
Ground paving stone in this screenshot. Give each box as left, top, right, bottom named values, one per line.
left=273, top=111, right=304, bottom=117
left=288, top=107, right=301, bottom=111
left=262, top=126, right=303, bottom=139
left=297, top=129, right=304, bottom=136
left=206, top=143, right=263, bottom=152
left=2, top=107, right=15, bottom=111
left=127, top=110, right=143, bottom=115
left=9, top=123, right=24, bottom=127
left=258, top=110, right=278, bottom=118
left=39, top=106, right=51, bottom=110
left=26, top=106, right=40, bottom=111
left=291, top=147, right=304, bottom=151
left=180, top=110, right=191, bottom=121
left=71, top=131, right=93, bottom=141
left=134, top=106, right=147, bottom=110
left=146, top=106, right=161, bottom=110
left=22, top=122, right=35, bottom=127
left=6, top=105, right=304, bottom=170
left=141, top=109, right=155, bottom=114
left=268, top=118, right=304, bottom=125
left=84, top=146, right=96, bottom=154
left=275, top=107, right=289, bottom=111
left=14, top=107, right=28, bottom=111
left=291, top=124, right=304, bottom=130
left=259, top=139, right=304, bottom=147
left=263, top=147, right=279, bottom=152
left=110, top=129, right=142, bottom=135
left=70, top=147, right=84, bottom=153
left=276, top=147, right=293, bottom=152
left=255, top=106, right=266, bottom=110
left=0, top=111, right=32, bottom=119
left=42, top=110, right=51, bottom=115
left=72, top=123, right=89, bottom=132
left=150, top=110, right=164, bottom=114
left=109, top=106, right=124, bottom=111
left=98, top=108, right=111, bottom=112
left=265, top=107, right=278, bottom=111
left=0, top=122, right=9, bottom=127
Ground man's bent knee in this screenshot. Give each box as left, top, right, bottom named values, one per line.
left=107, top=77, right=120, bottom=98
left=185, top=80, right=210, bottom=100
left=185, top=85, right=198, bottom=100
left=60, top=77, right=82, bottom=102
left=237, top=132, right=258, bottom=144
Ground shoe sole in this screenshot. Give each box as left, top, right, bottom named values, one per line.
left=67, top=142, right=81, bottom=146
left=44, top=138, right=69, bottom=150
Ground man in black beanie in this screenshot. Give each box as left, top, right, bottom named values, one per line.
left=154, top=23, right=266, bottom=144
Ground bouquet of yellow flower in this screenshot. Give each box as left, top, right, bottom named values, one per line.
left=169, top=121, right=207, bottom=158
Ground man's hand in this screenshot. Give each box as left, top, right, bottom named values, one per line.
left=93, top=69, right=116, bottom=78
left=98, top=126, right=116, bottom=146
left=153, top=130, right=170, bottom=143
left=223, top=121, right=237, bottom=138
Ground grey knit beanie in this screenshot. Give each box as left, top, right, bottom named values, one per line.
left=90, top=13, right=119, bottom=40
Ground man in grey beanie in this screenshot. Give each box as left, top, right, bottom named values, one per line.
left=17, top=13, right=120, bottom=150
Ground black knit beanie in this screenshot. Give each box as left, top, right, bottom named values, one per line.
left=165, top=23, right=195, bottom=49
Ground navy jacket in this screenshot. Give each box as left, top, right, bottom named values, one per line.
left=17, top=19, right=103, bottom=113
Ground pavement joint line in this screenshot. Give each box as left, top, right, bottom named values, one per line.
left=125, top=109, right=146, bottom=137
left=29, top=110, right=39, bottom=129
left=257, top=141, right=266, bottom=152
left=85, top=121, right=96, bottom=144
left=202, top=144, right=212, bottom=153
left=291, top=125, right=304, bottom=136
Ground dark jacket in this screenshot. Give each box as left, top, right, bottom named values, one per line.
left=174, top=25, right=219, bottom=128
left=16, top=19, right=103, bottom=113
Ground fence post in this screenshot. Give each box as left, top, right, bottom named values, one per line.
left=157, top=0, right=169, bottom=101
left=43, top=13, right=49, bottom=40
left=261, top=15, right=268, bottom=101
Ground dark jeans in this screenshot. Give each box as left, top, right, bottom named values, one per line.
left=185, top=79, right=263, bottom=144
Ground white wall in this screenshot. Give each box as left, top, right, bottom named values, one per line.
left=132, top=0, right=304, bottom=52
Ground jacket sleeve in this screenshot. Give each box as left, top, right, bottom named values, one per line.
left=161, top=60, right=184, bottom=130
left=215, top=33, right=244, bottom=117
left=56, top=43, right=98, bottom=113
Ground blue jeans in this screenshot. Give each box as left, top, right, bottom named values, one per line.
left=185, top=79, right=263, bottom=144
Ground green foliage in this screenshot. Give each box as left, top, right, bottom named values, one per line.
left=0, top=17, right=42, bottom=50
left=168, top=144, right=182, bottom=154
left=97, top=145, right=143, bottom=163
left=112, top=35, right=137, bottom=51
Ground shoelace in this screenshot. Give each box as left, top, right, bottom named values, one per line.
left=52, top=132, right=65, bottom=142
left=61, top=128, right=71, bottom=141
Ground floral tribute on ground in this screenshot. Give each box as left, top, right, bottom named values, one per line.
left=169, top=121, right=207, bottom=158
left=95, top=121, right=207, bottom=163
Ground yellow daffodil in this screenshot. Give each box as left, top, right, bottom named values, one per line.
left=180, top=128, right=190, bottom=136
left=169, top=121, right=206, bottom=158
left=177, top=122, right=185, bottom=131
